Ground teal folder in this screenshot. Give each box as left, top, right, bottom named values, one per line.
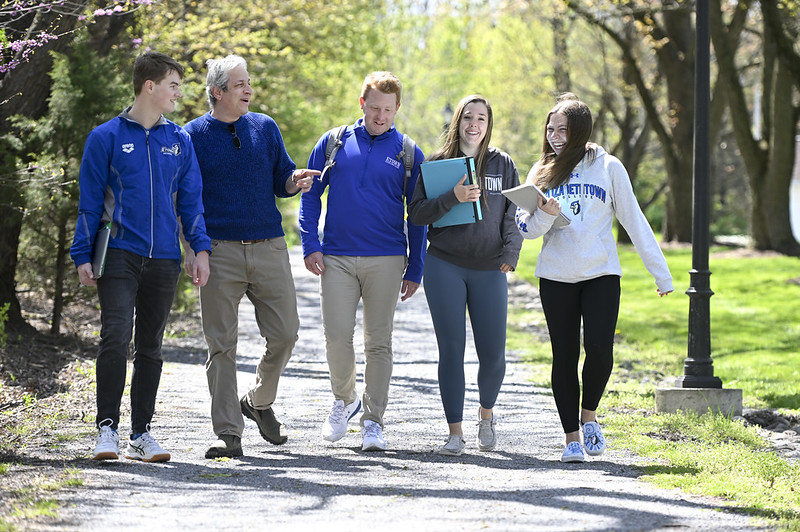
left=419, top=157, right=483, bottom=228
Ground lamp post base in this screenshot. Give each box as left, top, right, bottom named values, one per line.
left=655, top=386, right=742, bottom=417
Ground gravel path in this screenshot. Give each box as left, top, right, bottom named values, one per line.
left=51, top=248, right=764, bottom=531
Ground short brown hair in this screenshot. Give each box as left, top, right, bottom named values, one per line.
left=360, top=71, right=402, bottom=106
left=132, top=52, right=184, bottom=95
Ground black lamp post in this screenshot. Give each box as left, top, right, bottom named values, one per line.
left=677, top=0, right=722, bottom=389
left=442, top=102, right=453, bottom=133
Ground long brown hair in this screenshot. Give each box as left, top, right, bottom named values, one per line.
left=430, top=94, right=493, bottom=202
left=533, top=94, right=597, bottom=190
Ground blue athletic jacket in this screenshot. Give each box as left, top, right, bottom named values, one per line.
left=70, top=109, right=211, bottom=267
left=299, top=119, right=427, bottom=283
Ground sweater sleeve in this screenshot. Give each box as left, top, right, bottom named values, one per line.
left=500, top=156, right=523, bottom=269
left=70, top=128, right=109, bottom=267
left=266, top=119, right=297, bottom=199
left=176, top=133, right=212, bottom=254
left=403, top=146, right=427, bottom=283
left=298, top=133, right=328, bottom=257
left=608, top=157, right=674, bottom=293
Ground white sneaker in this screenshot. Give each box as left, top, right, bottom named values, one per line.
left=438, top=434, right=466, bottom=456
left=321, top=399, right=361, bottom=442
left=361, top=420, right=386, bottom=451
left=560, top=441, right=585, bottom=463
left=92, top=422, right=119, bottom=460
left=582, top=421, right=606, bottom=456
left=125, top=432, right=171, bottom=462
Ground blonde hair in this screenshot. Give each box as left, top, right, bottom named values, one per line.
left=360, top=71, right=402, bottom=106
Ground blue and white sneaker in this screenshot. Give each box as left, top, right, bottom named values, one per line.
left=322, top=399, right=361, bottom=442
left=582, top=421, right=606, bottom=456
left=561, top=441, right=585, bottom=463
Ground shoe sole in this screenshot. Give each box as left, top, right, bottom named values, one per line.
left=438, top=448, right=464, bottom=456
left=205, top=449, right=243, bottom=459
left=560, top=454, right=585, bottom=463
left=92, top=452, right=118, bottom=460
left=125, top=453, right=170, bottom=463
left=322, top=431, right=347, bottom=443
left=362, top=443, right=386, bottom=452
left=241, top=401, right=288, bottom=445
left=478, top=443, right=496, bottom=451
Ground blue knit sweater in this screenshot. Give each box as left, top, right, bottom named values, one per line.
left=184, top=112, right=297, bottom=240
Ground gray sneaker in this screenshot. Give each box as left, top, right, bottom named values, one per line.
left=477, top=416, right=496, bottom=451
left=438, top=434, right=466, bottom=456
left=240, top=396, right=288, bottom=445
left=205, top=434, right=243, bottom=459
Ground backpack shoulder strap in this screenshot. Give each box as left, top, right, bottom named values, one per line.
left=323, top=125, right=347, bottom=174
left=396, top=133, right=417, bottom=198
left=319, top=125, right=347, bottom=182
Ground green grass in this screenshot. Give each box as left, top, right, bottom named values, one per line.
left=510, top=238, right=800, bottom=528
left=512, top=239, right=800, bottom=409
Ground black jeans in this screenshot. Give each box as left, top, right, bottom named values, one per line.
left=95, top=248, right=179, bottom=435
left=540, top=275, right=620, bottom=434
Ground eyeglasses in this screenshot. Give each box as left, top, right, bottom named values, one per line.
left=228, top=124, right=241, bottom=149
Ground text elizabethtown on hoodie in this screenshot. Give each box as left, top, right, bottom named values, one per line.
left=515, top=145, right=673, bottom=294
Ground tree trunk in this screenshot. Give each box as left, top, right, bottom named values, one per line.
left=757, top=60, right=800, bottom=255
left=50, top=216, right=70, bottom=336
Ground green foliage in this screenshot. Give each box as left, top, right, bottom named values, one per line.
left=13, top=38, right=131, bottom=328
left=134, top=0, right=388, bottom=164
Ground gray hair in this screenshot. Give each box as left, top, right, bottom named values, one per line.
left=205, top=55, right=247, bottom=109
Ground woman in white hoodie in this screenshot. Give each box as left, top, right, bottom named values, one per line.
left=516, top=94, right=673, bottom=463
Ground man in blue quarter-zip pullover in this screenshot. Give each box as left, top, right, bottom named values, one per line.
left=299, top=71, right=426, bottom=452
left=183, top=55, right=319, bottom=459
left=70, top=52, right=212, bottom=463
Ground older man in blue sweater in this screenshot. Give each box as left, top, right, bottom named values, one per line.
left=184, top=55, right=318, bottom=458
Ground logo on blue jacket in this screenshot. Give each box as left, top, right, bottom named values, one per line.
left=162, top=143, right=181, bottom=156
left=122, top=143, right=134, bottom=153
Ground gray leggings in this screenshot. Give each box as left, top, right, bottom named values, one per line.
left=423, top=254, right=508, bottom=424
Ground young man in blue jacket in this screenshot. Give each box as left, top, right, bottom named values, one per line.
left=70, top=52, right=211, bottom=462
left=299, top=71, right=426, bottom=451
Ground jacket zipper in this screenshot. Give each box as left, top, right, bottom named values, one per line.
left=146, top=129, right=154, bottom=258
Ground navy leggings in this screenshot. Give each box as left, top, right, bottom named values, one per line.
left=539, top=275, right=620, bottom=434
left=423, top=254, right=508, bottom=424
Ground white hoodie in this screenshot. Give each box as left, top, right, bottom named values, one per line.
left=515, top=146, right=674, bottom=294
